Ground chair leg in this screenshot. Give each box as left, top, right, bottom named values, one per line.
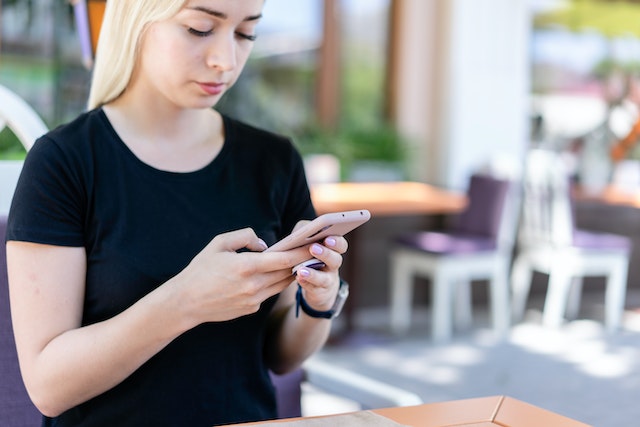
left=490, top=260, right=510, bottom=338
left=511, top=254, right=533, bottom=322
left=432, top=270, right=454, bottom=343
left=565, top=277, right=583, bottom=320
left=454, top=280, right=473, bottom=332
left=389, top=252, right=414, bottom=335
left=542, top=264, right=573, bottom=328
left=604, top=257, right=628, bottom=333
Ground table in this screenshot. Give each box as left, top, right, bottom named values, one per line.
left=571, top=184, right=640, bottom=208
left=310, top=182, right=467, bottom=334
left=223, top=395, right=591, bottom=426
left=310, top=181, right=466, bottom=216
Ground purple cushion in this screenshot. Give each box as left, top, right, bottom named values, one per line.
left=453, top=174, right=510, bottom=239
left=572, top=229, right=632, bottom=252
left=396, top=231, right=497, bottom=254
left=0, top=215, right=42, bottom=426
left=269, top=368, right=304, bottom=419
left=394, top=174, right=510, bottom=255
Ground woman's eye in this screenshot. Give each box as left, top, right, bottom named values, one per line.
left=236, top=32, right=257, bottom=42
left=188, top=27, right=213, bottom=37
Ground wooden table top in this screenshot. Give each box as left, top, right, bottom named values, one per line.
left=310, top=181, right=467, bottom=216
left=572, top=184, right=640, bottom=209
left=223, top=395, right=591, bottom=427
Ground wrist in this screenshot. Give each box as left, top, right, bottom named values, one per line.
left=295, top=280, right=349, bottom=319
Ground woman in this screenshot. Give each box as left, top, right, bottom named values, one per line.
left=5, top=0, right=348, bottom=425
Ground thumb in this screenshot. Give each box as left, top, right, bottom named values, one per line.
left=212, top=228, right=268, bottom=253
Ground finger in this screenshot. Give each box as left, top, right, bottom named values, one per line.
left=322, top=235, right=348, bottom=255
left=211, top=228, right=268, bottom=253
left=243, top=247, right=312, bottom=275
left=308, top=243, right=343, bottom=271
left=291, top=219, right=311, bottom=232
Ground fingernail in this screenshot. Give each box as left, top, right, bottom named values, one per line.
left=258, top=239, right=268, bottom=250
left=311, top=244, right=323, bottom=255
left=325, top=237, right=337, bottom=247
left=298, top=268, right=311, bottom=278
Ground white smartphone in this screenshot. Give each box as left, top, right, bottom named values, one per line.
left=265, top=209, right=371, bottom=252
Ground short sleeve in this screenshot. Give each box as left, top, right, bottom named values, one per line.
left=6, top=135, right=87, bottom=247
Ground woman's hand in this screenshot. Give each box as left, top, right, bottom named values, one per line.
left=175, top=228, right=311, bottom=326
left=294, top=235, right=348, bottom=312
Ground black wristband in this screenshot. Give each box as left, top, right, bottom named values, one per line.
left=294, top=280, right=349, bottom=319
left=296, top=285, right=335, bottom=319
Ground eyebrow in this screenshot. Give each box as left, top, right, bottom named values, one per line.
left=189, top=6, right=262, bottom=22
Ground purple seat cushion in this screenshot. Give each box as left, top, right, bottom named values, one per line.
left=396, top=231, right=497, bottom=254
left=269, top=368, right=304, bottom=419
left=395, top=174, right=509, bottom=255
left=0, top=215, right=42, bottom=426
left=453, top=174, right=510, bottom=239
left=573, top=229, right=632, bottom=252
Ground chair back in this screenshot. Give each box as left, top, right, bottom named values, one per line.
left=0, top=84, right=48, bottom=214
left=0, top=84, right=48, bottom=151
left=518, top=149, right=574, bottom=248
left=0, top=215, right=42, bottom=426
left=452, top=173, right=515, bottom=252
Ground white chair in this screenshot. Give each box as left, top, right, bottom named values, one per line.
left=511, top=149, right=631, bottom=331
left=0, top=84, right=48, bottom=214
left=389, top=173, right=518, bottom=343
left=0, top=84, right=47, bottom=151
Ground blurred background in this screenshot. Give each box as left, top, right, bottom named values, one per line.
left=5, top=0, right=640, bottom=327
left=6, top=2, right=640, bottom=308
left=5, top=1, right=640, bottom=425
left=6, top=0, right=640, bottom=186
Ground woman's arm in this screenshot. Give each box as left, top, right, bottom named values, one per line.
left=265, top=235, right=348, bottom=374
left=7, top=229, right=310, bottom=417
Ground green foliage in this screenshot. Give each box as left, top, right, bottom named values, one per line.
left=294, top=121, right=407, bottom=179
left=0, top=129, right=27, bottom=160
left=534, top=0, right=640, bottom=38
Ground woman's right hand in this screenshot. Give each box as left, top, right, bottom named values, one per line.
left=174, top=228, right=310, bottom=326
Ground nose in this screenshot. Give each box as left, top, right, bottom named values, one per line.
left=205, top=32, right=237, bottom=71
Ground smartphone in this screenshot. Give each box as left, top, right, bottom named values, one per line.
left=265, top=209, right=371, bottom=252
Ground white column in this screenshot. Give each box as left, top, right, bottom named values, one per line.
left=391, top=0, right=532, bottom=189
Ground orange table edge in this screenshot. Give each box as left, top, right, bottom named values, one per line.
left=310, top=182, right=467, bottom=216
left=222, top=395, right=592, bottom=427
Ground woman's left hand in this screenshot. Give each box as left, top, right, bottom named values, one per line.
left=294, top=234, right=348, bottom=312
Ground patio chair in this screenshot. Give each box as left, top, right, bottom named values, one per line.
left=389, top=173, right=516, bottom=342
left=0, top=84, right=48, bottom=214
left=1, top=214, right=421, bottom=425
left=0, top=216, right=42, bottom=426
left=0, top=84, right=48, bottom=152
left=511, top=149, right=632, bottom=331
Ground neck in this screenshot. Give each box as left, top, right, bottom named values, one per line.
left=102, top=94, right=224, bottom=173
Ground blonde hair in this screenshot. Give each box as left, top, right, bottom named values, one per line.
left=87, top=0, right=187, bottom=110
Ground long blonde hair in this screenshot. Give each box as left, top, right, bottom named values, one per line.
left=87, top=0, right=187, bottom=110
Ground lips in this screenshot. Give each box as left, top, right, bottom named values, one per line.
left=198, top=82, right=225, bottom=96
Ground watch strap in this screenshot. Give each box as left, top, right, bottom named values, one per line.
left=296, top=285, right=335, bottom=319
left=295, top=279, right=349, bottom=319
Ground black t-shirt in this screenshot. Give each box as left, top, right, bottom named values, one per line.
left=6, top=109, right=315, bottom=426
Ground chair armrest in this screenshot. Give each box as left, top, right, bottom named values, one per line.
left=302, top=358, right=423, bottom=410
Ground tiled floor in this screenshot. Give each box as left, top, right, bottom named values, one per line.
left=303, top=289, right=640, bottom=427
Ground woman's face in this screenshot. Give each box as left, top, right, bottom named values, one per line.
left=131, top=0, right=264, bottom=109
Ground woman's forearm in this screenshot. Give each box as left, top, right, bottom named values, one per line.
left=18, top=277, right=192, bottom=417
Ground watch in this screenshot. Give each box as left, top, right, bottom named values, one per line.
left=295, top=279, right=349, bottom=319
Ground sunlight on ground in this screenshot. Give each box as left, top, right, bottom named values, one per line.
left=511, top=319, right=636, bottom=379
left=358, top=343, right=486, bottom=385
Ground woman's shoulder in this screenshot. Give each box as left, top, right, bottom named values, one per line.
left=222, top=114, right=293, bottom=148
left=26, top=109, right=114, bottom=173
left=45, top=108, right=108, bottom=144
